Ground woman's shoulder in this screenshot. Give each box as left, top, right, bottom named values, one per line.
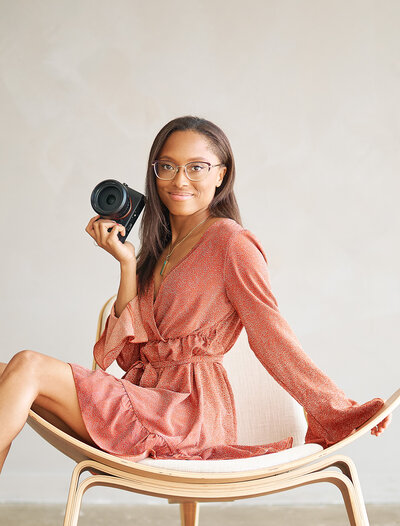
left=211, top=217, right=260, bottom=244
left=211, top=218, right=269, bottom=264
left=210, top=217, right=244, bottom=237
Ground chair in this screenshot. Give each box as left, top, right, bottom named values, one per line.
left=27, top=295, right=400, bottom=526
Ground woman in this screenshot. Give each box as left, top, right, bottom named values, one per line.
left=0, top=115, right=392, bottom=469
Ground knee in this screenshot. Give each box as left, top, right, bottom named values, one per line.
left=10, top=350, right=43, bottom=375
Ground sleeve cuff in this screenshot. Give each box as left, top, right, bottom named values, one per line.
left=93, top=295, right=148, bottom=370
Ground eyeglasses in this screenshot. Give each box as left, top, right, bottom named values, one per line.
left=152, top=160, right=225, bottom=181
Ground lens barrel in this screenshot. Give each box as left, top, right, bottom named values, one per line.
left=91, top=179, right=131, bottom=219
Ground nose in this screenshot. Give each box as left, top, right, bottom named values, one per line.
left=173, top=165, right=190, bottom=186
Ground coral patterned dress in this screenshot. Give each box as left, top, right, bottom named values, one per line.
left=69, top=218, right=384, bottom=462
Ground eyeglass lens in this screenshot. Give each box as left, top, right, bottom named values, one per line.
left=154, top=161, right=210, bottom=181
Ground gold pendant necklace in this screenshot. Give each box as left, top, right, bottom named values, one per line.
left=160, top=217, right=210, bottom=276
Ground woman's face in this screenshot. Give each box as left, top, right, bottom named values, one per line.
left=155, top=130, right=227, bottom=218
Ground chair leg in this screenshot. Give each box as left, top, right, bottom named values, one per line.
left=180, top=502, right=199, bottom=526
left=256, top=469, right=366, bottom=526
left=329, top=456, right=370, bottom=526
left=318, top=471, right=367, bottom=526
left=285, top=453, right=369, bottom=526
left=63, top=462, right=88, bottom=526
left=67, top=474, right=108, bottom=526
left=63, top=461, right=107, bottom=526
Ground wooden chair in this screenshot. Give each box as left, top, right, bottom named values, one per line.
left=27, top=295, right=400, bottom=526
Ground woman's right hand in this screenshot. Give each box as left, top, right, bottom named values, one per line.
left=85, top=215, right=136, bottom=266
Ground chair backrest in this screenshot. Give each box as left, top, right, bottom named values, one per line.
left=98, top=296, right=307, bottom=447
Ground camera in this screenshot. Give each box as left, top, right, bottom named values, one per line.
left=90, top=179, right=146, bottom=243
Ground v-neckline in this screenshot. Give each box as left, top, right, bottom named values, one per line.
left=150, top=217, right=230, bottom=307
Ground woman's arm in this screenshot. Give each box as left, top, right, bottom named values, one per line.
left=223, top=229, right=386, bottom=448
left=85, top=215, right=148, bottom=370
left=115, top=260, right=138, bottom=318
left=86, top=214, right=138, bottom=317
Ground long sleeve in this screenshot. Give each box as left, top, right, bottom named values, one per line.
left=223, top=229, right=384, bottom=448
left=93, top=294, right=149, bottom=371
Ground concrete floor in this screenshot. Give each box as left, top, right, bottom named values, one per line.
left=0, top=503, right=399, bottom=526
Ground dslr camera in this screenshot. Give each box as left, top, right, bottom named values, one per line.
left=91, top=179, right=146, bottom=243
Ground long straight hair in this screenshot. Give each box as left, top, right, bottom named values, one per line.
left=135, top=115, right=243, bottom=296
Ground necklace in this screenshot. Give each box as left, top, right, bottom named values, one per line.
left=160, top=216, right=211, bottom=277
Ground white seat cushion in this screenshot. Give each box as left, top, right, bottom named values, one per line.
left=138, top=443, right=323, bottom=473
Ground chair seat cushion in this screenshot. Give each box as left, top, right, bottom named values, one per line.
left=137, top=443, right=323, bottom=472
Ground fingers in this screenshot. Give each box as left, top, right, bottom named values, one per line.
left=86, top=216, right=119, bottom=246
left=85, top=215, right=101, bottom=240
left=90, top=218, right=127, bottom=254
left=371, top=413, right=392, bottom=436
left=85, top=216, right=135, bottom=264
left=98, top=221, right=124, bottom=246
left=111, top=223, right=126, bottom=240
left=103, top=222, right=126, bottom=247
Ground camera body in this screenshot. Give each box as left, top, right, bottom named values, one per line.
left=90, top=179, right=146, bottom=243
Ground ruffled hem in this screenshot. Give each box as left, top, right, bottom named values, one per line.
left=304, top=396, right=385, bottom=448
left=69, top=363, right=296, bottom=462
left=69, top=363, right=171, bottom=461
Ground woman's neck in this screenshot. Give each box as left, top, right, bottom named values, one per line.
left=168, top=213, right=212, bottom=245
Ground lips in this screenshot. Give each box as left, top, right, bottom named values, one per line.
left=168, top=192, right=193, bottom=201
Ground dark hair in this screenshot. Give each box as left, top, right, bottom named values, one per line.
left=135, top=115, right=243, bottom=296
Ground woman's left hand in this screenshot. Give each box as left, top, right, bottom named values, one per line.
left=371, top=413, right=392, bottom=437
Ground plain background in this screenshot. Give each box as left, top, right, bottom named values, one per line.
left=0, top=0, right=399, bottom=505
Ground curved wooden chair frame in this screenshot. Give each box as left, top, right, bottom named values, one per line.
left=27, top=297, right=400, bottom=526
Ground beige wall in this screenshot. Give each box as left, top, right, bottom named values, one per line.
left=0, top=0, right=399, bottom=504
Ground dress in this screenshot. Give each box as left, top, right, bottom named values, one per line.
left=69, top=217, right=384, bottom=462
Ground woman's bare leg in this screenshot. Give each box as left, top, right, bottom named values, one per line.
left=0, top=444, right=11, bottom=471
left=0, top=351, right=96, bottom=473
left=0, top=363, right=11, bottom=470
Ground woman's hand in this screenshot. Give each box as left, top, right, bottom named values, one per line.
left=85, top=215, right=136, bottom=265
left=371, top=412, right=392, bottom=437
left=347, top=410, right=392, bottom=439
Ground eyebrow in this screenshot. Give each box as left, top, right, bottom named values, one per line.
left=158, top=155, right=210, bottom=162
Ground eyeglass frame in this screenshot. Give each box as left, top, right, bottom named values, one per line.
left=152, top=160, right=226, bottom=181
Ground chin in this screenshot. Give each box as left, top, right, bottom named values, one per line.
left=169, top=208, right=196, bottom=216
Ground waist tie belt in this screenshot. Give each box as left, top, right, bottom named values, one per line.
left=131, top=354, right=224, bottom=371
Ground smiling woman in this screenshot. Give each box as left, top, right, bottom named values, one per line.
left=0, top=115, right=392, bottom=474
left=156, top=133, right=225, bottom=211
left=150, top=130, right=228, bottom=288
left=133, top=116, right=243, bottom=302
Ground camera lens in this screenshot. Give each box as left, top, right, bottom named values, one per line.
left=98, top=185, right=122, bottom=213
left=106, top=194, right=116, bottom=206
left=91, top=179, right=131, bottom=219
